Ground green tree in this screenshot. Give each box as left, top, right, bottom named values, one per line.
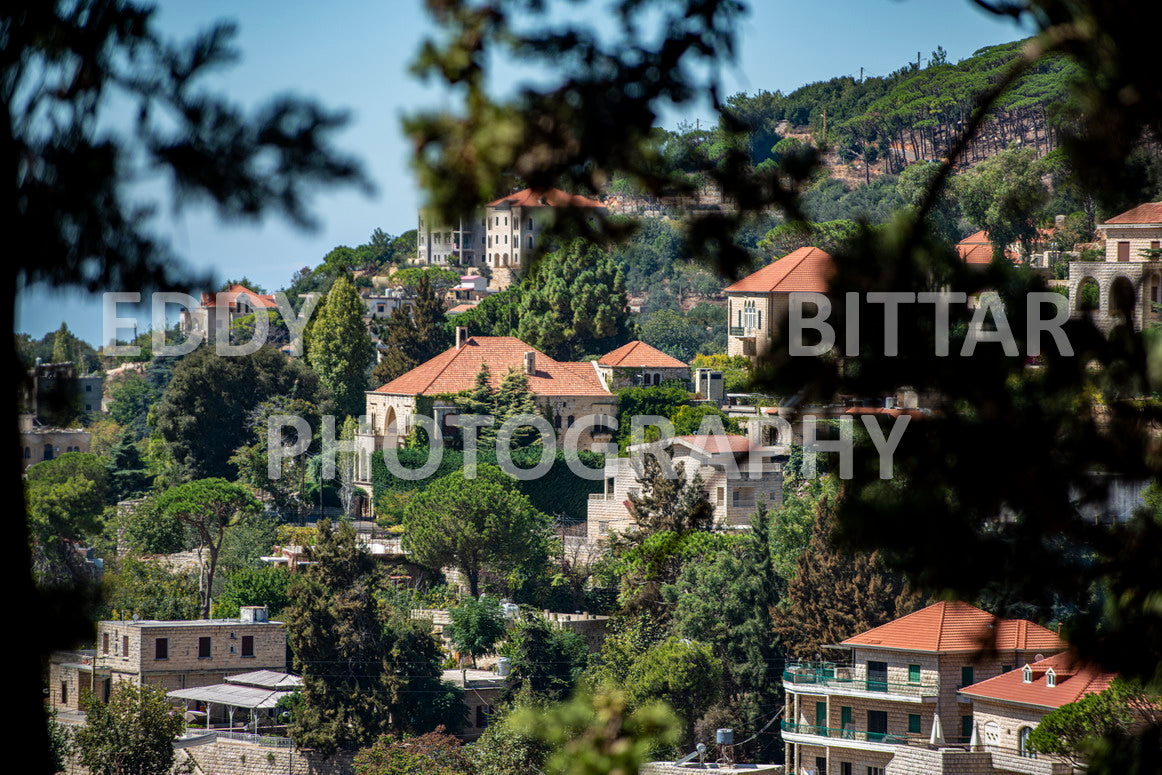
left=639, top=309, right=700, bottom=363
left=472, top=709, right=552, bottom=775
left=152, top=478, right=262, bottom=618
left=1028, top=680, right=1160, bottom=767
left=624, top=636, right=722, bottom=743
left=229, top=395, right=320, bottom=513
left=73, top=682, right=184, bottom=775
left=501, top=613, right=589, bottom=702
left=446, top=595, right=507, bottom=667
left=107, top=373, right=159, bottom=441
left=955, top=146, right=1050, bottom=260
left=403, top=465, right=551, bottom=597
left=516, top=240, right=632, bottom=361
left=757, top=219, right=860, bottom=256
left=26, top=452, right=109, bottom=545
left=306, top=274, right=374, bottom=418
left=286, top=520, right=462, bottom=753
left=99, top=556, right=200, bottom=621
left=107, top=430, right=152, bottom=503
left=372, top=274, right=452, bottom=386
left=154, top=346, right=324, bottom=481
left=50, top=322, right=73, bottom=364
left=613, top=385, right=691, bottom=451
left=897, top=161, right=962, bottom=243
left=214, top=565, right=292, bottom=619
left=354, top=730, right=474, bottom=775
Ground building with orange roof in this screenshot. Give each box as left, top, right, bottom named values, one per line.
left=355, top=328, right=618, bottom=488
left=595, top=340, right=690, bottom=389
left=1068, top=201, right=1162, bottom=332
left=724, top=246, right=834, bottom=360
left=179, top=284, right=279, bottom=341
left=585, top=432, right=783, bottom=541
left=958, top=652, right=1117, bottom=763
left=781, top=600, right=1067, bottom=775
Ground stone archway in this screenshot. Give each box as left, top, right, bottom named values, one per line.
left=1109, top=275, right=1136, bottom=324
left=1076, top=276, right=1100, bottom=312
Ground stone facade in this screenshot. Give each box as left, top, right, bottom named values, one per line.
left=92, top=614, right=286, bottom=694
left=595, top=362, right=690, bottom=390
left=417, top=208, right=487, bottom=267
left=176, top=736, right=353, bottom=775
left=20, top=415, right=91, bottom=471
left=727, top=291, right=786, bottom=358
left=1067, top=259, right=1162, bottom=332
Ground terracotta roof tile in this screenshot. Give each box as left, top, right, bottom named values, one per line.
left=724, top=246, right=834, bottom=293
left=373, top=336, right=611, bottom=397
left=200, top=284, right=278, bottom=309
left=956, top=231, right=1018, bottom=265
left=1102, top=202, right=1162, bottom=225
left=959, top=652, right=1117, bottom=709
left=671, top=434, right=754, bottom=454
left=598, top=340, right=688, bottom=368
left=841, top=600, right=1067, bottom=654
left=486, top=188, right=605, bottom=209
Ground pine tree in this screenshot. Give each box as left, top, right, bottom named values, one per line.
left=370, top=274, right=451, bottom=387
left=495, top=367, right=541, bottom=448
left=775, top=499, right=923, bottom=659
left=107, top=429, right=151, bottom=503
left=306, top=273, right=373, bottom=418
left=625, top=455, right=714, bottom=536
left=50, top=322, right=72, bottom=364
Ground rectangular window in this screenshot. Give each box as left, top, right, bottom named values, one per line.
left=102, top=633, right=109, bottom=654
left=908, top=714, right=921, bottom=734
left=840, top=706, right=852, bottom=731
left=841, top=764, right=852, bottom=775
left=716, top=487, right=725, bottom=504
left=815, top=701, right=827, bottom=736
left=241, top=635, right=255, bottom=657
left=476, top=705, right=491, bottom=728
left=1118, top=241, right=1130, bottom=261
left=867, top=710, right=888, bottom=742
left=198, top=637, right=211, bottom=659
left=154, top=638, right=168, bottom=660
left=1002, top=665, right=1013, bottom=675
left=961, top=715, right=974, bottom=743
left=60, top=681, right=68, bottom=705
left=867, top=768, right=885, bottom=775
left=908, top=664, right=921, bottom=683
left=122, top=636, right=129, bottom=657
left=961, top=666, right=975, bottom=688
left=816, top=757, right=827, bottom=775
left=866, top=660, right=888, bottom=692
left=1152, top=240, right=1160, bottom=250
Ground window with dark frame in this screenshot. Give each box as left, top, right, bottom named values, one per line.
left=198, top=636, right=211, bottom=658
left=155, top=638, right=168, bottom=660
left=241, top=635, right=255, bottom=657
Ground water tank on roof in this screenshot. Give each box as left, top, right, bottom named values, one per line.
left=240, top=605, right=269, bottom=623
left=716, top=728, right=734, bottom=745
left=497, top=657, right=511, bottom=677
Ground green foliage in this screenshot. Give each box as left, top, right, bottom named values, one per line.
left=501, top=613, right=589, bottom=702
left=47, top=711, right=72, bottom=774
left=390, top=266, right=460, bottom=290
left=99, top=556, right=200, bottom=621
left=1027, top=679, right=1160, bottom=766
left=354, top=730, right=474, bottom=775
left=122, top=497, right=187, bottom=555
left=306, top=274, right=374, bottom=418
left=955, top=146, right=1050, bottom=259
left=638, top=309, right=700, bottom=363
left=612, top=385, right=691, bottom=450
left=446, top=595, right=507, bottom=667
left=757, top=218, right=861, bottom=256
left=669, top=404, right=739, bottom=436
left=107, top=373, right=160, bottom=442
left=372, top=274, right=452, bottom=386
left=214, top=565, right=292, bottom=619
left=509, top=686, right=680, bottom=775
left=403, top=465, right=551, bottom=597
left=73, top=682, right=184, bottom=775
left=154, top=346, right=324, bottom=481
left=690, top=353, right=752, bottom=394
left=26, top=452, right=109, bottom=545
left=286, top=520, right=463, bottom=753
left=623, top=636, right=722, bottom=740
left=471, top=707, right=552, bottom=775
left=107, top=430, right=152, bottom=503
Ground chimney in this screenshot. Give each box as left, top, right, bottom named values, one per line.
left=455, top=326, right=468, bottom=349
left=524, top=351, right=536, bottom=375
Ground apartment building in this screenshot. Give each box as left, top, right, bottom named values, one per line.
left=586, top=433, right=783, bottom=541
left=416, top=208, right=487, bottom=268
left=178, top=284, right=279, bottom=341
left=781, top=600, right=1066, bottom=775
left=1068, top=201, right=1162, bottom=331
left=725, top=246, right=833, bottom=360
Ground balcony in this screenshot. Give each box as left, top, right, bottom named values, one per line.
left=783, top=662, right=938, bottom=702
left=729, top=326, right=756, bottom=338
left=780, top=721, right=910, bottom=753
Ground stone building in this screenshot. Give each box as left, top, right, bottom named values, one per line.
left=417, top=208, right=487, bottom=267
left=85, top=607, right=285, bottom=698
left=595, top=340, right=690, bottom=390
left=781, top=600, right=1066, bottom=775
left=725, top=246, right=833, bottom=360
left=442, top=668, right=506, bottom=742
left=179, top=284, right=279, bottom=341
left=586, top=433, right=783, bottom=541
left=20, top=412, right=90, bottom=472
left=1067, top=201, right=1162, bottom=332
left=356, top=329, right=618, bottom=489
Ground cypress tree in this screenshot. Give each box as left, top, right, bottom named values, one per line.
left=305, top=273, right=373, bottom=418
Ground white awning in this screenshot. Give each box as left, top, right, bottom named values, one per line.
left=168, top=683, right=288, bottom=710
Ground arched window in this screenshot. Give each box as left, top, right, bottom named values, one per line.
left=1045, top=668, right=1056, bottom=688
left=44, top=443, right=54, bottom=461
left=1022, top=665, right=1033, bottom=683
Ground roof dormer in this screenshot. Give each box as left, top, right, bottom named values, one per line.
left=1046, top=667, right=1057, bottom=688
left=1022, top=664, right=1033, bottom=684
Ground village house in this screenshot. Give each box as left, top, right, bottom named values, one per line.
left=781, top=600, right=1067, bottom=775
left=47, top=606, right=287, bottom=715
left=167, top=669, right=302, bottom=733
left=725, top=246, right=834, bottom=360
left=595, top=340, right=690, bottom=390
left=20, top=412, right=90, bottom=471
left=356, top=328, right=618, bottom=489
left=178, top=283, right=279, bottom=341
left=586, top=433, right=783, bottom=541
left=1068, top=202, right=1162, bottom=332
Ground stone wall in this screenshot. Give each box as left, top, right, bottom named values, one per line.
left=642, top=763, right=782, bottom=775
left=177, top=737, right=353, bottom=775
left=1066, top=259, right=1162, bottom=332
left=884, top=747, right=996, bottom=775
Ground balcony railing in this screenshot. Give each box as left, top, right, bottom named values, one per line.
left=780, top=721, right=908, bottom=746
left=729, top=326, right=755, bottom=337
left=783, top=661, right=938, bottom=699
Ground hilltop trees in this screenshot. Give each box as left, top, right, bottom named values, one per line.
left=307, top=274, right=374, bottom=418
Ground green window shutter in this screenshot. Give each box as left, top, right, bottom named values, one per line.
left=961, top=666, right=974, bottom=687
left=841, top=706, right=852, bottom=728
left=908, top=714, right=921, bottom=734
left=908, top=664, right=921, bottom=683
left=961, top=715, right=973, bottom=742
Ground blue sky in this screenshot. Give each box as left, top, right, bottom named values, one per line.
left=17, top=0, right=1029, bottom=343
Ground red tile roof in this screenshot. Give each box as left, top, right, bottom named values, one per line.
left=486, top=188, right=605, bottom=209
left=956, top=231, right=1019, bottom=265
left=598, top=340, right=688, bottom=369
left=959, top=652, right=1117, bottom=710
left=841, top=601, right=1067, bottom=654
left=1102, top=202, right=1162, bottom=225
left=201, top=284, right=278, bottom=309
left=723, top=246, right=834, bottom=294
left=372, top=336, right=611, bottom=397
left=671, top=434, right=754, bottom=455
